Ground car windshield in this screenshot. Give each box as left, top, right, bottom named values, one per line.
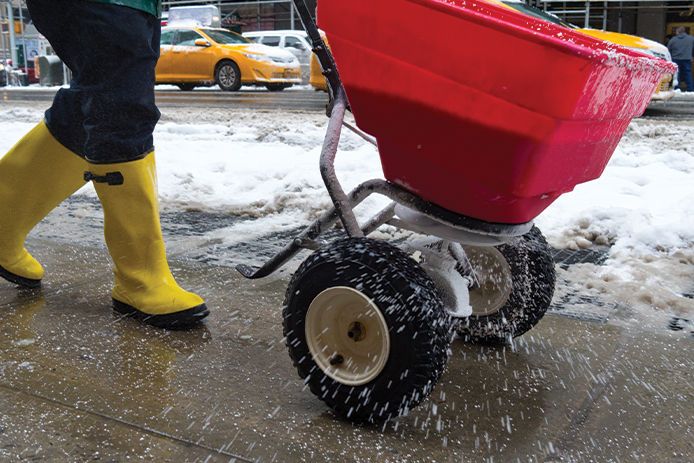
left=201, top=28, right=250, bottom=44
left=502, top=1, right=575, bottom=29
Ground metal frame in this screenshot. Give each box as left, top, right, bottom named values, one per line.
left=237, top=0, right=533, bottom=280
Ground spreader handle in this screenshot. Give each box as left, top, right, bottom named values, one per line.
left=292, top=0, right=345, bottom=103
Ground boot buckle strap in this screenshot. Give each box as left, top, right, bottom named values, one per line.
left=84, top=171, right=124, bottom=186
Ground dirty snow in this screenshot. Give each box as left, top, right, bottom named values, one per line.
left=0, top=103, right=692, bottom=316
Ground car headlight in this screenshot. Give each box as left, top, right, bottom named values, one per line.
left=243, top=52, right=271, bottom=63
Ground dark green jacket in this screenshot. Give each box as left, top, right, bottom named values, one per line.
left=88, top=0, right=161, bottom=18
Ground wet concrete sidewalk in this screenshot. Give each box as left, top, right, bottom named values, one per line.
left=0, top=237, right=692, bottom=463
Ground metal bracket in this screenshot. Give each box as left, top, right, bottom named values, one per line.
left=83, top=171, right=124, bottom=186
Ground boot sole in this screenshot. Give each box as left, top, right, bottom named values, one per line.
left=113, top=298, right=210, bottom=330
left=0, top=265, right=41, bottom=288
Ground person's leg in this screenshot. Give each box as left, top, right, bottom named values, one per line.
left=28, top=0, right=87, bottom=155
left=675, top=59, right=692, bottom=91
left=0, top=122, right=88, bottom=287
left=683, top=60, right=694, bottom=92
left=45, top=1, right=161, bottom=162
left=0, top=0, right=89, bottom=288
left=60, top=1, right=207, bottom=328
left=86, top=155, right=208, bottom=328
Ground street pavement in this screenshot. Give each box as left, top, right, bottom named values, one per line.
left=642, top=95, right=694, bottom=120
left=1, top=86, right=329, bottom=112
left=3, top=85, right=693, bottom=117
left=0, top=205, right=692, bottom=462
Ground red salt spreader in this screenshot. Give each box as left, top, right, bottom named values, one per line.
left=237, top=0, right=676, bottom=423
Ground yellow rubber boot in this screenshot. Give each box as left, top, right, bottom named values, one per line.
left=0, top=121, right=88, bottom=287
left=86, top=153, right=208, bottom=329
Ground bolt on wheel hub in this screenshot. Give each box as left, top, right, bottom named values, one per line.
left=305, top=286, right=391, bottom=386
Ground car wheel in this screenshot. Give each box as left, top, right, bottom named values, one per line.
left=177, top=83, right=196, bottom=91
left=215, top=60, right=241, bottom=91
left=265, top=83, right=291, bottom=92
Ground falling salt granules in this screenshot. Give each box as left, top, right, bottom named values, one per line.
left=13, top=339, right=35, bottom=347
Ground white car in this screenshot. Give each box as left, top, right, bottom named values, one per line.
left=243, top=30, right=312, bottom=83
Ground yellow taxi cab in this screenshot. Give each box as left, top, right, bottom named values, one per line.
left=156, top=26, right=302, bottom=91
left=309, top=30, right=329, bottom=91
left=492, top=0, right=675, bottom=100
left=577, top=28, right=675, bottom=100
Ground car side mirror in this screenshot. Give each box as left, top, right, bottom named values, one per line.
left=194, top=38, right=211, bottom=47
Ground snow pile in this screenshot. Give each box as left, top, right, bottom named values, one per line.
left=536, top=121, right=694, bottom=255
left=535, top=120, right=694, bottom=313
left=153, top=111, right=382, bottom=218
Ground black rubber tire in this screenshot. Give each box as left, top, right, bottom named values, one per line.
left=456, top=226, right=556, bottom=344
left=265, top=83, right=291, bottom=91
left=177, top=83, right=196, bottom=91
left=215, top=60, right=241, bottom=91
left=283, top=237, right=452, bottom=424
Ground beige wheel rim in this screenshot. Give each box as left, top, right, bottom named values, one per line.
left=305, top=286, right=390, bottom=386
left=464, top=246, right=513, bottom=316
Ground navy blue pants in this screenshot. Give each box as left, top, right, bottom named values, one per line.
left=27, top=0, right=161, bottom=163
left=674, top=59, right=694, bottom=92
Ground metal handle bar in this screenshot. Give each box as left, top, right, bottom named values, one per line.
left=291, top=0, right=344, bottom=103
left=292, top=0, right=363, bottom=237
